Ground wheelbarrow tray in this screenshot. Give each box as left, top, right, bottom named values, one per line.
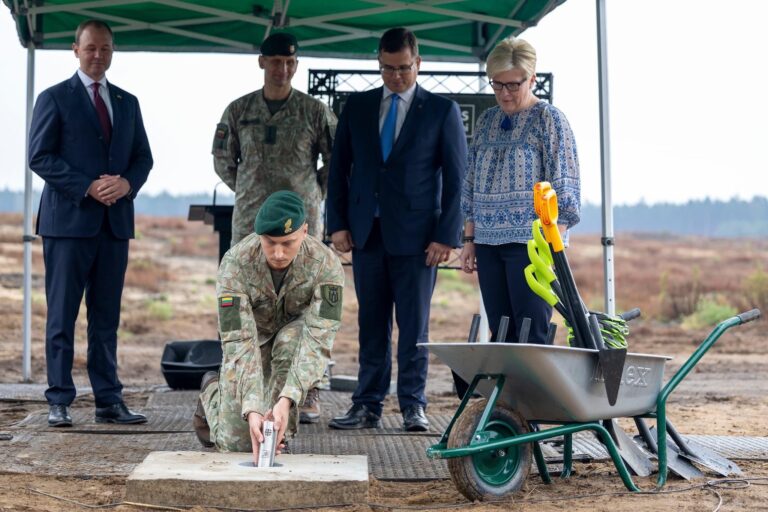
left=426, top=343, right=671, bottom=422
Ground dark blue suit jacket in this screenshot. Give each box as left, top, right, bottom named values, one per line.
left=29, top=73, right=153, bottom=239
left=327, top=85, right=466, bottom=255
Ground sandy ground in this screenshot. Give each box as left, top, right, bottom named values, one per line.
left=0, top=214, right=767, bottom=511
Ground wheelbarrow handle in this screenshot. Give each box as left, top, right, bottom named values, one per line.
left=737, top=309, right=761, bottom=324
left=659, top=309, right=763, bottom=409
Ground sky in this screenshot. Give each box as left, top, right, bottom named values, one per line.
left=1, top=0, right=766, bottom=206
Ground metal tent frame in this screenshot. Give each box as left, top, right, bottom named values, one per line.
left=5, top=0, right=615, bottom=381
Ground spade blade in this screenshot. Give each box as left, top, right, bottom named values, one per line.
left=599, top=348, right=627, bottom=406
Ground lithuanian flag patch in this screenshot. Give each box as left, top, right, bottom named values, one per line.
left=220, top=296, right=235, bottom=308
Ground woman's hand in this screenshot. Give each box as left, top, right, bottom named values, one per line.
left=459, top=242, right=476, bottom=274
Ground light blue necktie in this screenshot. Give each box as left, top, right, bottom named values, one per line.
left=380, top=93, right=399, bottom=161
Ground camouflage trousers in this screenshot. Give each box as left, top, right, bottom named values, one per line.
left=200, top=319, right=307, bottom=453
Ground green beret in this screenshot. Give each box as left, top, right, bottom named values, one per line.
left=254, top=191, right=306, bottom=236
left=260, top=32, right=298, bottom=56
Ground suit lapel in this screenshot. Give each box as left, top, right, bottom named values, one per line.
left=389, top=84, right=425, bottom=160
left=369, top=88, right=385, bottom=162
left=70, top=73, right=105, bottom=145
left=107, top=82, right=120, bottom=144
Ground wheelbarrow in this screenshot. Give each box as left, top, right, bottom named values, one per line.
left=423, top=309, right=761, bottom=501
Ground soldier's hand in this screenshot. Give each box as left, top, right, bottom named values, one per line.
left=267, top=397, right=292, bottom=455
left=425, top=242, right=452, bottom=267
left=246, top=411, right=265, bottom=465
left=331, top=230, right=354, bottom=253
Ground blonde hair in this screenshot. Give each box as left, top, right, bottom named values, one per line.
left=486, top=37, right=536, bottom=79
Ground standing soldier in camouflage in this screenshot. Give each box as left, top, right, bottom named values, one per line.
left=212, top=32, right=336, bottom=422
left=212, top=32, right=336, bottom=243
left=193, top=191, right=344, bottom=462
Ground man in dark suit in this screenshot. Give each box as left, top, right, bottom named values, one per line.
left=28, top=19, right=153, bottom=427
left=326, top=28, right=466, bottom=431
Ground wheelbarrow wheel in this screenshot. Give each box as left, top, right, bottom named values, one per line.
left=447, top=399, right=531, bottom=501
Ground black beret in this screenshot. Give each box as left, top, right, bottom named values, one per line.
left=254, top=191, right=306, bottom=237
left=260, top=32, right=298, bottom=56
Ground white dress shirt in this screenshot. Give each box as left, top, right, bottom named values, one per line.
left=77, top=69, right=114, bottom=123
left=379, top=83, right=416, bottom=142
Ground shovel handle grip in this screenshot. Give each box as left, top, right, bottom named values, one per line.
left=620, top=308, right=641, bottom=322
left=531, top=220, right=554, bottom=266
left=527, top=240, right=556, bottom=284
left=533, top=181, right=552, bottom=219
left=524, top=264, right=559, bottom=307
left=539, top=190, right=564, bottom=252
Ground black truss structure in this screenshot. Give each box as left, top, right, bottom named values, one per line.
left=308, top=70, right=553, bottom=107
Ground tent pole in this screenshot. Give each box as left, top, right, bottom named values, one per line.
left=596, top=0, right=615, bottom=316
left=22, top=46, right=35, bottom=382
left=476, top=60, right=489, bottom=342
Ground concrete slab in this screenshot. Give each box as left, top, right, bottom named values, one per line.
left=125, top=451, right=368, bottom=509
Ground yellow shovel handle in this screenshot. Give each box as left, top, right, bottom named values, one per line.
left=540, top=189, right=564, bottom=252
left=533, top=181, right=552, bottom=219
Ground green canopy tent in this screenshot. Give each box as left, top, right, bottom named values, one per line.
left=5, top=0, right=617, bottom=382
left=5, top=0, right=565, bottom=60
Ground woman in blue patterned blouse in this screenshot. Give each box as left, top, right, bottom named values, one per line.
left=459, top=37, right=581, bottom=344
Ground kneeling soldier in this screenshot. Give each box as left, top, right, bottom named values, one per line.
left=194, top=191, right=344, bottom=463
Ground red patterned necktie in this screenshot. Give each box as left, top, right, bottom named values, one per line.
left=91, top=82, right=112, bottom=144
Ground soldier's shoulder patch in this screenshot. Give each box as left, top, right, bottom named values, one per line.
left=212, top=123, right=229, bottom=152
left=319, top=284, right=342, bottom=321
left=218, top=295, right=241, bottom=332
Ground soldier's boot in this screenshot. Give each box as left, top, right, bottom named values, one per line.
left=299, top=387, right=321, bottom=424
left=193, top=371, right=218, bottom=448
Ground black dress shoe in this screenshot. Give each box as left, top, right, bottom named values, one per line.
left=95, top=402, right=148, bottom=424
left=48, top=405, right=72, bottom=427
left=328, top=403, right=382, bottom=430
left=402, top=404, right=429, bottom=432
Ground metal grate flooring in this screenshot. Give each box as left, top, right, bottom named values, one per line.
left=3, top=387, right=768, bottom=480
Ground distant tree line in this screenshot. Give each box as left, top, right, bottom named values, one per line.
left=0, top=189, right=233, bottom=218
left=1, top=189, right=766, bottom=237
left=573, top=197, right=768, bottom=237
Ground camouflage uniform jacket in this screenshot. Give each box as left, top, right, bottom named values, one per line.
left=216, top=233, right=344, bottom=418
left=212, top=89, right=337, bottom=242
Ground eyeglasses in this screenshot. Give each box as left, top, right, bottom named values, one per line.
left=489, top=78, right=528, bottom=93
left=380, top=62, right=415, bottom=75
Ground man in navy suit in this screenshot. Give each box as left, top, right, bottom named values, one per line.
left=28, top=19, right=153, bottom=427
left=326, top=28, right=467, bottom=431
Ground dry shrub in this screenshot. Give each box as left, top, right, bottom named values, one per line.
left=169, top=234, right=218, bottom=258
left=124, top=257, right=171, bottom=293
left=121, top=312, right=152, bottom=335
left=0, top=228, right=23, bottom=244
left=136, top=215, right=188, bottom=232
left=739, top=267, right=768, bottom=313
left=658, top=268, right=702, bottom=321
